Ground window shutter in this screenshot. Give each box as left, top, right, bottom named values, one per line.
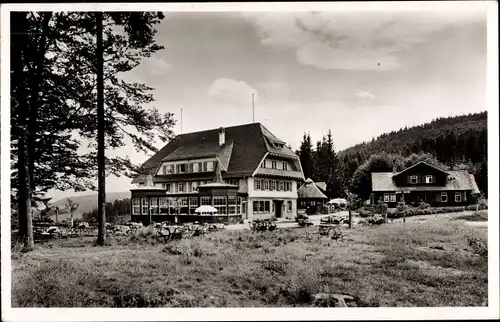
left=189, top=163, right=193, bottom=172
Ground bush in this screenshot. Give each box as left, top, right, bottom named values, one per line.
left=356, top=207, right=373, bottom=218
left=418, top=202, right=430, bottom=210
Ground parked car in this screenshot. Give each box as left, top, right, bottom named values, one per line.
left=320, top=214, right=347, bottom=225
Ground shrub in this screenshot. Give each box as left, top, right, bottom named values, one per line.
left=418, top=202, right=431, bottom=210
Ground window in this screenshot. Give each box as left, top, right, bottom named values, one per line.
left=179, top=164, right=186, bottom=173
left=271, top=180, right=276, bottom=191
left=150, top=197, right=159, bottom=215
left=285, top=182, right=291, bottom=191
left=213, top=196, right=226, bottom=215
left=201, top=196, right=211, bottom=206
left=189, top=197, right=198, bottom=214
left=410, top=175, right=418, bottom=184
left=263, top=180, right=269, bottom=190
left=455, top=192, right=462, bottom=202
left=287, top=201, right=292, bottom=212
left=278, top=181, right=284, bottom=191
left=193, top=162, right=199, bottom=172
left=384, top=193, right=390, bottom=202
left=228, top=197, right=237, bottom=215
left=159, top=197, right=169, bottom=214
left=390, top=194, right=397, bottom=202
left=441, top=192, right=448, bottom=202
left=179, top=197, right=189, bottom=214
left=166, top=165, right=173, bottom=174
left=207, top=161, right=214, bottom=172
left=283, top=162, right=288, bottom=171
left=141, top=198, right=149, bottom=215
left=162, top=165, right=167, bottom=175
left=228, top=180, right=238, bottom=187
left=164, top=183, right=171, bottom=192
left=272, top=161, right=277, bottom=169
left=464, top=192, right=467, bottom=201
left=178, top=182, right=185, bottom=192
left=425, top=175, right=434, bottom=184
left=132, top=198, right=140, bottom=215
left=255, top=180, right=262, bottom=190
left=261, top=160, right=266, bottom=168
left=192, top=181, right=198, bottom=191
left=253, top=201, right=259, bottom=213
left=189, top=163, right=194, bottom=172
left=187, top=182, right=192, bottom=192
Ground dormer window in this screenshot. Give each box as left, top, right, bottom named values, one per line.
left=261, top=160, right=266, bottom=168
left=274, top=143, right=284, bottom=148
left=425, top=175, right=433, bottom=184
left=283, top=162, right=288, bottom=171
left=271, top=161, right=277, bottom=169
left=410, top=175, right=418, bottom=184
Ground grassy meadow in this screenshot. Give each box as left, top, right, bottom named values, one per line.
left=11, top=214, right=488, bottom=307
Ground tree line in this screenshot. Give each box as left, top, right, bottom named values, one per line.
left=81, top=199, right=131, bottom=224
left=296, top=111, right=488, bottom=200
left=11, top=12, right=175, bottom=251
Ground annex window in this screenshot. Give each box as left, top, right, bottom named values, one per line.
left=455, top=192, right=462, bottom=202
left=425, top=175, right=434, bottom=184
left=192, top=181, right=198, bottom=191
left=390, top=194, right=397, bottom=202
left=285, top=182, right=291, bottom=192
left=441, top=192, right=448, bottom=202
left=279, top=181, right=284, bottom=191
left=272, top=161, right=277, bottom=169
left=271, top=180, right=277, bottom=191
left=384, top=193, right=390, bottom=202
left=178, top=182, right=185, bottom=192
left=150, top=197, right=159, bottom=215
left=179, top=164, right=187, bottom=173
left=132, top=198, right=141, bottom=215
left=283, top=162, right=288, bottom=171
left=410, top=175, right=418, bottom=184
left=255, top=180, right=262, bottom=190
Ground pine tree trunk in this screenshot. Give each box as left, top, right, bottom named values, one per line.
left=12, top=12, right=34, bottom=251
left=96, top=12, right=106, bottom=245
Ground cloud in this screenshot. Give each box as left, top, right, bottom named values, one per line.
left=242, top=11, right=484, bottom=71
left=208, top=78, right=258, bottom=105
left=356, top=91, right=377, bottom=100
left=144, top=56, right=172, bottom=75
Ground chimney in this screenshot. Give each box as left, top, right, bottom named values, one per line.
left=219, top=127, right=225, bottom=146
left=145, top=174, right=154, bottom=187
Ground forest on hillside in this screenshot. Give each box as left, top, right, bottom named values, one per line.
left=296, top=111, right=488, bottom=199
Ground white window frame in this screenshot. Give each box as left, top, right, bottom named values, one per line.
left=263, top=180, right=269, bottom=190
left=425, top=175, right=433, bottom=184
left=441, top=192, right=448, bottom=202
left=384, top=193, right=390, bottom=202
left=207, top=161, right=214, bottom=172
left=271, top=180, right=276, bottom=190
left=283, top=162, right=288, bottom=171
left=261, top=160, right=266, bottom=168
left=455, top=192, right=462, bottom=202
left=162, top=165, right=167, bottom=175
left=150, top=197, right=159, bottom=215
left=390, top=194, right=397, bottom=202
left=178, top=182, right=185, bottom=192
left=193, top=162, right=199, bottom=172
left=132, top=198, right=141, bottom=215
left=279, top=181, right=284, bottom=191
left=141, top=198, right=149, bottom=215
left=272, top=161, right=277, bottom=169
left=192, top=181, right=198, bottom=191
left=255, top=180, right=262, bottom=190
left=410, top=175, right=418, bottom=184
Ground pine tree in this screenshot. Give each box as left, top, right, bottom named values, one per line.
left=297, top=133, right=314, bottom=180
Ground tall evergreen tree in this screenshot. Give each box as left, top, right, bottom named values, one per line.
left=297, top=133, right=314, bottom=180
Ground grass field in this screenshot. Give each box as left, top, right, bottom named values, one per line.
left=11, top=214, right=488, bottom=308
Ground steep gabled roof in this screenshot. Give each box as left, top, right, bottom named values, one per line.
left=393, top=161, right=449, bottom=177
left=133, top=123, right=301, bottom=183
left=297, top=178, right=328, bottom=199
left=372, top=170, right=480, bottom=192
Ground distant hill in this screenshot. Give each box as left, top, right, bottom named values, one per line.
left=48, top=191, right=130, bottom=221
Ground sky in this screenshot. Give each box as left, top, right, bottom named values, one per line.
left=46, top=8, right=488, bottom=201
